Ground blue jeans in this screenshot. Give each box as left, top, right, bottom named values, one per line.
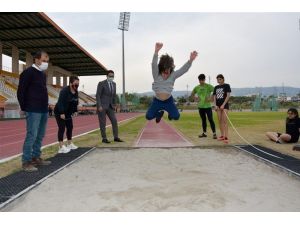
left=146, top=96, right=180, bottom=120
left=22, top=112, right=48, bottom=163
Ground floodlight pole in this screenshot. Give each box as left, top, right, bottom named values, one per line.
left=121, top=28, right=125, bottom=111
left=118, top=12, right=130, bottom=112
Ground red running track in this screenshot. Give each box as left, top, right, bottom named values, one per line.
left=135, top=119, right=194, bottom=147
left=0, top=113, right=141, bottom=161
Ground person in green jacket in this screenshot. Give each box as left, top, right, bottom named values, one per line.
left=191, top=74, right=217, bottom=139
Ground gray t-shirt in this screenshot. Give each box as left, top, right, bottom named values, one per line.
left=151, top=53, right=192, bottom=95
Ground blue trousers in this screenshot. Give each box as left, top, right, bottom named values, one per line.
left=22, top=112, right=48, bottom=163
left=146, top=96, right=180, bottom=120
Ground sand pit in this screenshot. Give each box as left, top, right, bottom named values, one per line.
left=3, top=147, right=300, bottom=211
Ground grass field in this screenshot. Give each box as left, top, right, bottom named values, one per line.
left=167, top=111, right=300, bottom=159
left=0, top=115, right=146, bottom=177
left=1, top=111, right=300, bottom=177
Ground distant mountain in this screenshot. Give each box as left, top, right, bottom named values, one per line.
left=231, top=87, right=300, bottom=97
left=137, top=86, right=300, bottom=97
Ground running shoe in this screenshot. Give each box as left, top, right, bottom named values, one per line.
left=58, top=145, right=71, bottom=154
left=155, top=110, right=164, bottom=123
left=223, top=137, right=229, bottom=144
left=67, top=142, right=78, bottom=150
left=198, top=133, right=207, bottom=138
left=217, top=136, right=225, bottom=141
left=22, top=162, right=38, bottom=172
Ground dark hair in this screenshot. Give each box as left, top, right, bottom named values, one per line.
left=216, top=74, right=224, bottom=80
left=69, top=75, right=79, bottom=84
left=198, top=74, right=206, bottom=80
left=158, top=54, right=174, bottom=74
left=107, top=70, right=114, bottom=75
left=33, top=50, right=48, bottom=61
left=286, top=108, right=299, bottom=123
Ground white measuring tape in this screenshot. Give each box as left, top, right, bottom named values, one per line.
left=223, top=110, right=283, bottom=159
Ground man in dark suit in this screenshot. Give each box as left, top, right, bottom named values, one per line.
left=96, top=70, right=123, bottom=143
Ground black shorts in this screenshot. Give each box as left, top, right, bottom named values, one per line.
left=277, top=133, right=299, bottom=143
left=216, top=103, right=229, bottom=110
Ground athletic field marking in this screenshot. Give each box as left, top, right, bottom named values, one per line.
left=134, top=121, right=147, bottom=147
left=163, top=121, right=194, bottom=146
left=0, top=115, right=141, bottom=163
left=234, top=145, right=300, bottom=178
left=0, top=123, right=99, bottom=147
left=135, top=119, right=194, bottom=147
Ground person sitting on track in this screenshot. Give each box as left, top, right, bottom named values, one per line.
left=266, top=108, right=300, bottom=144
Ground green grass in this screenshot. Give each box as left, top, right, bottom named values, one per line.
left=2, top=111, right=299, bottom=177
left=72, top=115, right=146, bottom=148
left=167, top=111, right=300, bottom=159
left=171, top=111, right=285, bottom=129
left=222, top=111, right=286, bottom=127
left=0, top=115, right=146, bottom=178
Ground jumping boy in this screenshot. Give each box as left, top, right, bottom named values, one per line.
left=146, top=42, right=198, bottom=123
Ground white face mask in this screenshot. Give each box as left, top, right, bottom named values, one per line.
left=39, top=62, right=48, bottom=71
left=107, top=77, right=114, bottom=82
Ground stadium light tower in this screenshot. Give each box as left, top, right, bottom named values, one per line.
left=118, top=12, right=130, bottom=112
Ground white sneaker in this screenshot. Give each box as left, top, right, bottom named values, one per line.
left=58, top=145, right=71, bottom=154
left=67, top=143, right=78, bottom=150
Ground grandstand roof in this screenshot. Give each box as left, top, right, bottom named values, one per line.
left=0, top=12, right=107, bottom=76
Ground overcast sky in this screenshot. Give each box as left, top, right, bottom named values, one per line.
left=5, top=12, right=300, bottom=94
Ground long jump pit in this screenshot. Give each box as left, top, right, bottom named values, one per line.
left=2, top=146, right=300, bottom=212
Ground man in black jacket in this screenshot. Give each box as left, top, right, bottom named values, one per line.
left=96, top=70, right=123, bottom=143
left=17, top=51, right=51, bottom=172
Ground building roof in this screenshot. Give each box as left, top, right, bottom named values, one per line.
left=0, top=12, right=108, bottom=76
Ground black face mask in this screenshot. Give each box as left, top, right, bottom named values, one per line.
left=72, top=84, right=79, bottom=90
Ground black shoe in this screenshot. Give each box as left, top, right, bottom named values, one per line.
left=102, top=139, right=111, bottom=144
left=155, top=110, right=164, bottom=123
left=198, top=133, right=207, bottom=138
left=31, top=157, right=51, bottom=166
left=114, top=137, right=124, bottom=142
left=213, top=133, right=217, bottom=139
left=168, top=114, right=172, bottom=120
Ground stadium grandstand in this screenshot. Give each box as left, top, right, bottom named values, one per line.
left=0, top=12, right=108, bottom=118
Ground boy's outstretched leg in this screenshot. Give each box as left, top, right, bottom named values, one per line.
left=165, top=96, right=180, bottom=121
left=156, top=110, right=164, bottom=123
left=146, top=97, right=163, bottom=122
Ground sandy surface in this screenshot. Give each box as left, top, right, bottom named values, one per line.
left=3, top=147, right=300, bottom=212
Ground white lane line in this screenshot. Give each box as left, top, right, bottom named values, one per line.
left=234, top=145, right=300, bottom=178
left=163, top=120, right=194, bottom=146
left=0, top=115, right=141, bottom=164
left=134, top=121, right=148, bottom=147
